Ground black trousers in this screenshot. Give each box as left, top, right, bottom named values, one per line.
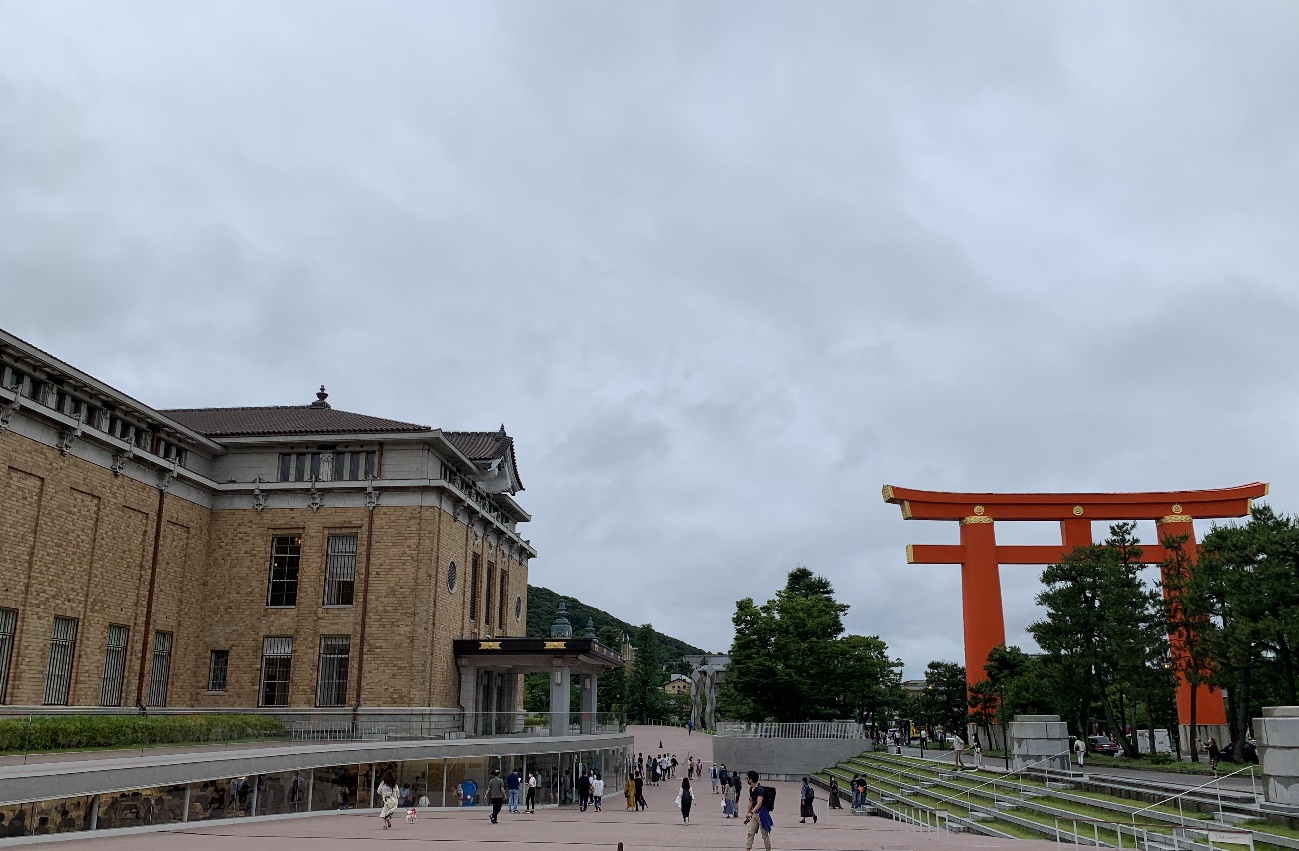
left=491, top=797, right=503, bottom=821
left=525, top=788, right=536, bottom=810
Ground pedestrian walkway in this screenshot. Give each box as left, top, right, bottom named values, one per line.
left=32, top=725, right=1058, bottom=850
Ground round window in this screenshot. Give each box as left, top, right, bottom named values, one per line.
left=514, top=596, right=523, bottom=622
left=447, top=560, right=458, bottom=593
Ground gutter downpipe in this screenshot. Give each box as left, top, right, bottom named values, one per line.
left=134, top=488, right=166, bottom=710
left=352, top=445, right=381, bottom=736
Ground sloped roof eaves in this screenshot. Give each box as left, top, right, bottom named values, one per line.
left=444, top=430, right=525, bottom=492
left=159, top=406, right=433, bottom=438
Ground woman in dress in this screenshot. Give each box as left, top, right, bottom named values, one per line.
left=679, top=777, right=693, bottom=825
left=827, top=776, right=842, bottom=809
left=624, top=774, right=635, bottom=810
left=723, top=776, right=739, bottom=817
left=377, top=770, right=399, bottom=830
left=799, top=776, right=817, bottom=824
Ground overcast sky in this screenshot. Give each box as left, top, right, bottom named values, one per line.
left=3, top=2, right=1297, bottom=677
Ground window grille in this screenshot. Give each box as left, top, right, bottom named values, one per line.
left=42, top=617, right=78, bottom=705
left=485, top=563, right=494, bottom=627
left=208, top=649, right=229, bottom=692
left=469, top=555, right=480, bottom=621
left=267, top=535, right=302, bottom=607
left=322, top=534, right=357, bottom=606
left=315, top=636, right=351, bottom=707
left=278, top=450, right=377, bottom=482
left=260, top=636, right=293, bottom=707
left=99, top=624, right=129, bottom=706
left=498, top=571, right=508, bottom=632
left=146, top=631, right=173, bottom=706
left=0, top=608, right=16, bottom=704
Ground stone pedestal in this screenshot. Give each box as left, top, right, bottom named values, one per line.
left=1258, top=707, right=1299, bottom=804
left=1009, top=714, right=1070, bottom=772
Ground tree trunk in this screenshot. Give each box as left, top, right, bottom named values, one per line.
left=1145, top=694, right=1157, bottom=759
left=1235, top=662, right=1253, bottom=747
left=1279, top=638, right=1297, bottom=705
left=1189, top=684, right=1199, bottom=762
left=1094, top=670, right=1133, bottom=757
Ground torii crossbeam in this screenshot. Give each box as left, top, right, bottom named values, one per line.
left=882, top=482, right=1269, bottom=727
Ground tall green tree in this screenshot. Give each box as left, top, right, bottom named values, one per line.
left=623, top=624, right=669, bottom=723
left=920, top=661, right=968, bottom=734
left=720, top=566, right=901, bottom=722
left=1030, top=522, right=1164, bottom=757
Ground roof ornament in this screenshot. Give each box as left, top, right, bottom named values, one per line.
left=310, top=386, right=331, bottom=409
left=583, top=618, right=597, bottom=640
left=550, top=601, right=573, bottom=638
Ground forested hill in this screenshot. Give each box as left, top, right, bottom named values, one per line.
left=526, top=585, right=708, bottom=666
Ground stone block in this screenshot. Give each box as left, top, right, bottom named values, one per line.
left=1257, top=707, right=1299, bottom=805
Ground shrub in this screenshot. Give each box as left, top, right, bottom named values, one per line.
left=0, top=714, right=285, bottom=753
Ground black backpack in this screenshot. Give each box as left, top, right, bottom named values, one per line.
left=759, top=785, right=777, bottom=811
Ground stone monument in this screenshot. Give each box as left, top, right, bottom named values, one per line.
left=1009, top=714, right=1070, bottom=772
left=1258, top=707, right=1299, bottom=805
left=684, top=654, right=729, bottom=732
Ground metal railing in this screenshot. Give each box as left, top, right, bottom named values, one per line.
left=956, top=750, right=1072, bottom=813
left=0, top=710, right=626, bottom=764
left=1130, top=764, right=1259, bottom=829
left=716, top=721, right=865, bottom=739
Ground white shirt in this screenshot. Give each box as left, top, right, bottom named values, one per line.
left=951, top=735, right=964, bottom=751
left=592, top=779, right=605, bottom=796
left=528, top=776, right=538, bottom=788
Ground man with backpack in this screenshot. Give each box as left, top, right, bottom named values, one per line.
left=744, top=770, right=774, bottom=851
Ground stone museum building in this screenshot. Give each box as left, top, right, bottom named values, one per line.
left=0, top=326, right=541, bottom=720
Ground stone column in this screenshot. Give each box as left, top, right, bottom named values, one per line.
left=1009, top=714, right=1070, bottom=772
left=549, top=664, right=571, bottom=737
left=580, top=673, right=599, bottom=734
left=1257, top=707, right=1299, bottom=804
left=458, top=665, right=478, bottom=736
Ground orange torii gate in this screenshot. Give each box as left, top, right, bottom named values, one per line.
left=882, top=482, right=1270, bottom=727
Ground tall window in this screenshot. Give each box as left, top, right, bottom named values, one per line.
left=315, top=636, right=351, bottom=707
left=498, top=571, right=508, bottom=633
left=260, top=636, right=293, bottom=707
left=485, top=562, right=495, bottom=628
left=42, top=617, right=78, bottom=705
left=469, top=555, right=480, bottom=621
left=208, top=650, right=229, bottom=692
left=278, top=450, right=376, bottom=481
left=99, top=625, right=129, bottom=706
left=0, top=608, right=16, bottom=704
left=335, top=450, right=377, bottom=481
left=146, top=631, right=173, bottom=706
left=322, top=534, right=358, bottom=606
left=267, top=535, right=302, bottom=607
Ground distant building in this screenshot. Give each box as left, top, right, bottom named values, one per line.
left=902, top=679, right=927, bottom=694
left=663, top=674, right=690, bottom=695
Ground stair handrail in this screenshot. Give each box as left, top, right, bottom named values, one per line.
left=1129, top=764, right=1257, bottom=828
left=956, top=750, right=1073, bottom=811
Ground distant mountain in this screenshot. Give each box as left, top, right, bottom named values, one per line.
left=526, top=585, right=708, bottom=667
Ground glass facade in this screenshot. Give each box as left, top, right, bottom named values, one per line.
left=0, top=744, right=631, bottom=837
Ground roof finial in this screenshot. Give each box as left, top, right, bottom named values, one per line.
left=310, top=385, right=331, bottom=409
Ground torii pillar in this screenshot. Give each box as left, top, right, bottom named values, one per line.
left=883, top=483, right=1269, bottom=736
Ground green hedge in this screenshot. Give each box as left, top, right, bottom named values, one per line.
left=0, top=714, right=285, bottom=753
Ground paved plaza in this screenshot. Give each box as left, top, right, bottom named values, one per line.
left=24, top=725, right=1059, bottom=851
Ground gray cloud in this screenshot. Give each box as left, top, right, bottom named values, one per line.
left=2, top=1, right=1296, bottom=675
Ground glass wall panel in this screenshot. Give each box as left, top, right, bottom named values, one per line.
left=95, top=785, right=187, bottom=829
left=444, top=756, right=489, bottom=807
left=257, top=770, right=310, bottom=816
left=420, top=760, right=447, bottom=808
left=311, top=764, right=362, bottom=811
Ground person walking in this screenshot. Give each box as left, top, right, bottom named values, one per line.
left=799, top=776, right=817, bottom=824
left=486, top=769, right=505, bottom=824
left=624, top=774, right=635, bottom=810
left=1074, top=736, right=1086, bottom=768
left=377, top=770, right=399, bottom=830
left=827, top=776, right=842, bottom=809
left=576, top=770, right=592, bottom=812
left=687, top=719, right=694, bottom=735
left=853, top=775, right=868, bottom=810
left=634, top=772, right=648, bottom=811
left=723, top=775, right=740, bottom=817
left=711, top=764, right=720, bottom=794
left=744, top=771, right=773, bottom=851
left=1207, top=738, right=1221, bottom=777
left=506, top=768, right=521, bottom=814
left=526, top=771, right=538, bottom=813
left=678, top=777, right=694, bottom=825
left=591, top=772, right=604, bottom=812
left=951, top=732, right=966, bottom=769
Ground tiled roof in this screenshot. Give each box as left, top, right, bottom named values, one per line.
left=160, top=406, right=432, bottom=438
left=445, top=426, right=524, bottom=491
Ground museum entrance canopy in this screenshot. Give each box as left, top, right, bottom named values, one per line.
left=452, top=636, right=623, bottom=737
left=883, top=482, right=1269, bottom=727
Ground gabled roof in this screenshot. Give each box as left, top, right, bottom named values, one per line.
left=445, top=425, right=524, bottom=491
left=161, top=394, right=432, bottom=439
